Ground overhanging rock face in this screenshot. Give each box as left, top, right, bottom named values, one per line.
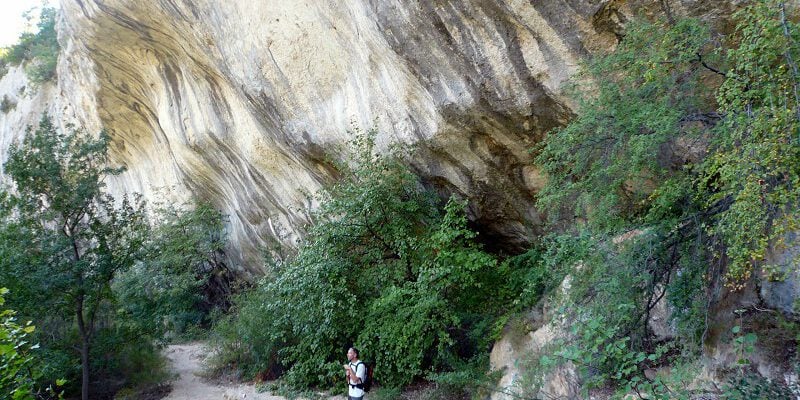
left=2, top=0, right=737, bottom=273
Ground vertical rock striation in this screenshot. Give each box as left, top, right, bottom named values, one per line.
left=0, top=0, right=739, bottom=272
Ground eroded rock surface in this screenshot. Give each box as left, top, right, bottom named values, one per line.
left=0, top=0, right=740, bottom=272
left=490, top=321, right=580, bottom=400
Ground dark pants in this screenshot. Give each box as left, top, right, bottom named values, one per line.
left=348, top=397, right=363, bottom=400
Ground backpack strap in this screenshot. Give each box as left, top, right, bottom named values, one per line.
left=349, top=361, right=365, bottom=389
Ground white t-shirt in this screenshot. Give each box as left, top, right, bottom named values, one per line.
left=347, top=361, right=367, bottom=397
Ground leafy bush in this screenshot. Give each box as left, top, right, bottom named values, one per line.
left=0, top=116, right=228, bottom=399
left=536, top=0, right=800, bottom=285
left=211, top=130, right=520, bottom=391
left=0, top=115, right=149, bottom=400
left=527, top=1, right=800, bottom=397
left=1, top=7, right=59, bottom=83
left=0, top=288, right=67, bottom=400
left=84, top=325, right=170, bottom=398
left=699, top=0, right=800, bottom=283
left=209, top=286, right=283, bottom=381
left=114, top=201, right=231, bottom=340
left=0, top=95, right=16, bottom=113
left=535, top=17, right=714, bottom=233
left=723, top=373, right=796, bottom=399
left=0, top=288, right=43, bottom=400
left=365, top=387, right=401, bottom=400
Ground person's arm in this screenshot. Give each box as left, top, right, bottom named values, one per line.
left=346, top=364, right=361, bottom=384
left=347, top=364, right=363, bottom=384
left=345, top=365, right=353, bottom=383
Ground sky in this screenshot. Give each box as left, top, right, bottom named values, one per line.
left=0, top=0, right=53, bottom=48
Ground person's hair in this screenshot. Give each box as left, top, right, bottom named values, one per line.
left=349, top=347, right=359, bottom=357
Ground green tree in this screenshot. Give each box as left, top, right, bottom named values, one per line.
left=213, top=130, right=513, bottom=390
left=1, top=6, right=59, bottom=83
left=0, top=287, right=65, bottom=400
left=536, top=0, right=800, bottom=286
left=530, top=0, right=800, bottom=396
left=0, top=115, right=147, bottom=400
left=0, top=288, right=38, bottom=400
left=699, top=0, right=800, bottom=283
left=535, top=17, right=715, bottom=233
left=114, top=201, right=231, bottom=339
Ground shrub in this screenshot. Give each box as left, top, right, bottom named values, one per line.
left=114, top=201, right=231, bottom=340
left=723, top=373, right=796, bottom=399
left=0, top=116, right=226, bottom=399
left=527, top=1, right=800, bottom=397
left=1, top=7, right=59, bottom=83
left=211, top=130, right=516, bottom=391
left=0, top=95, right=16, bottom=113
left=0, top=288, right=40, bottom=400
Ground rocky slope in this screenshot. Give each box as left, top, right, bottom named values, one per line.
left=0, top=0, right=739, bottom=272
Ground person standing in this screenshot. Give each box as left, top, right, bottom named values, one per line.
left=344, top=347, right=366, bottom=400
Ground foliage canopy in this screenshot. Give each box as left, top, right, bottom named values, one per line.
left=0, top=115, right=229, bottom=399
left=212, top=131, right=531, bottom=391
left=1, top=7, right=59, bottom=83
left=529, top=0, right=800, bottom=397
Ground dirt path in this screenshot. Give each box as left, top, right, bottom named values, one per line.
left=163, top=343, right=291, bottom=400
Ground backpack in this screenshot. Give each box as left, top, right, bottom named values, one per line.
left=351, top=361, right=373, bottom=392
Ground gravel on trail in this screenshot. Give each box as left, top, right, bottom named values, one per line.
left=163, top=343, right=343, bottom=400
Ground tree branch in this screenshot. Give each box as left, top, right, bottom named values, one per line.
left=695, top=53, right=727, bottom=78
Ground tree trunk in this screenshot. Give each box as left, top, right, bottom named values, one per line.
left=76, top=293, right=91, bottom=400
left=80, top=335, right=90, bottom=400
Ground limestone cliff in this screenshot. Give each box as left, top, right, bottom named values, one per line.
left=0, top=0, right=739, bottom=273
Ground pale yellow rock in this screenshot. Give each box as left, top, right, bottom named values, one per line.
left=0, top=0, right=740, bottom=272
